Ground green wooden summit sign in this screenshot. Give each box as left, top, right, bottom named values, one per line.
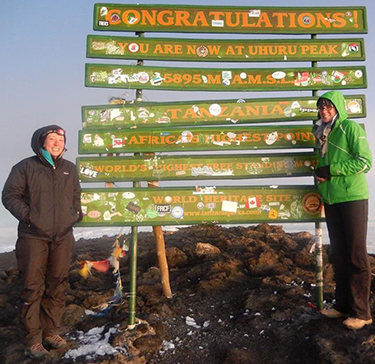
left=77, top=152, right=318, bottom=182
left=85, top=64, right=367, bottom=91
left=87, top=35, right=365, bottom=62
left=78, top=125, right=315, bottom=154
left=93, top=4, right=367, bottom=34
left=82, top=95, right=366, bottom=129
left=79, top=186, right=324, bottom=226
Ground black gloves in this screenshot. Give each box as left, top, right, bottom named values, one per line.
left=315, top=165, right=331, bottom=180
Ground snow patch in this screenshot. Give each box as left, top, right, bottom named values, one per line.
left=64, top=324, right=126, bottom=361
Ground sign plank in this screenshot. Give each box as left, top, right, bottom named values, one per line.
left=82, top=95, right=366, bottom=129
left=93, top=4, right=367, bottom=34
left=79, top=186, right=324, bottom=226
left=78, top=125, right=315, bottom=154
left=87, top=36, right=365, bottom=62
left=77, top=152, right=318, bottom=182
left=85, top=64, right=367, bottom=91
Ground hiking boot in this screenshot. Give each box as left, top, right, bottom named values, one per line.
left=25, top=343, right=49, bottom=359
left=343, top=317, right=373, bottom=330
left=43, top=334, right=67, bottom=349
left=320, top=308, right=347, bottom=319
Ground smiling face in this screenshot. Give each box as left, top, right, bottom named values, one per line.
left=43, top=133, right=65, bottom=159
left=318, top=99, right=338, bottom=124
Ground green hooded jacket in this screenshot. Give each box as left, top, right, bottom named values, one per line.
left=313, top=90, right=372, bottom=205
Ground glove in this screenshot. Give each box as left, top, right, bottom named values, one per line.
left=77, top=210, right=83, bottom=223
left=315, top=165, right=331, bottom=180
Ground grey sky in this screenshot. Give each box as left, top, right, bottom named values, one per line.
left=1, top=0, right=374, bottom=247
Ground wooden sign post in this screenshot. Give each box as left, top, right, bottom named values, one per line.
left=79, top=3, right=368, bottom=327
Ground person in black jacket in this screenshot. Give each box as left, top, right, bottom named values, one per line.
left=2, top=125, right=82, bottom=359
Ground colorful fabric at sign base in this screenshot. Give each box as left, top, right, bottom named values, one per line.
left=79, top=235, right=126, bottom=314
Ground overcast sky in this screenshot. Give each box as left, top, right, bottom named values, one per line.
left=1, top=0, right=374, bottom=248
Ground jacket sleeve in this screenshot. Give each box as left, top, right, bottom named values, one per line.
left=1, top=163, right=30, bottom=223
left=330, top=122, right=372, bottom=176
left=73, top=166, right=83, bottom=222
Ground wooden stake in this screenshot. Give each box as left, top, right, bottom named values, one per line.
left=153, top=225, right=172, bottom=298
left=148, top=179, right=172, bottom=298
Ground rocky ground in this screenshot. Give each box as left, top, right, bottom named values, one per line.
left=1, top=224, right=375, bottom=363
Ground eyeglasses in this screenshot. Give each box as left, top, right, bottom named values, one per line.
left=318, top=105, right=334, bottom=111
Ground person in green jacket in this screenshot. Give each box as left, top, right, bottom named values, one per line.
left=313, top=90, right=372, bottom=330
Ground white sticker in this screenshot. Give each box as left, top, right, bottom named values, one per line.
left=283, top=108, right=292, bottom=117
left=269, top=202, right=280, bottom=206
left=347, top=100, right=361, bottom=113
left=249, top=10, right=261, bottom=17
left=266, top=131, right=278, bottom=145
left=110, top=109, right=122, bottom=120
left=197, top=202, right=205, bottom=210
left=222, top=71, right=232, bottom=80
left=80, top=167, right=99, bottom=178
left=119, top=74, right=129, bottom=83
left=122, top=192, right=135, bottom=199
left=212, top=20, right=224, bottom=27
left=272, top=71, right=286, bottom=80
left=291, top=101, right=301, bottom=109
left=128, top=43, right=140, bottom=53
left=172, top=206, right=184, bottom=219
left=112, top=138, right=123, bottom=148
left=151, top=72, right=164, bottom=86
left=180, top=131, right=193, bottom=143
left=240, top=72, right=247, bottom=80
left=112, top=68, right=122, bottom=76
left=138, top=72, right=150, bottom=84
left=192, top=105, right=201, bottom=116
left=248, top=196, right=260, bottom=209
left=222, top=200, right=238, bottom=213
left=83, top=134, right=92, bottom=143
left=93, top=134, right=104, bottom=146
left=103, top=211, right=112, bottom=221
left=355, top=70, right=363, bottom=78
left=100, top=7, right=108, bottom=16
left=332, top=71, right=345, bottom=83
left=209, top=104, right=222, bottom=116
left=128, top=17, right=138, bottom=24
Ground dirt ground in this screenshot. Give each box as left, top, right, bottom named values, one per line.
left=1, top=224, right=375, bottom=364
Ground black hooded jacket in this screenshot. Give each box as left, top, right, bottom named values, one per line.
left=2, top=125, right=82, bottom=241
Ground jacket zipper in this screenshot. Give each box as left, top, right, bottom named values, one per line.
left=52, top=166, right=57, bottom=241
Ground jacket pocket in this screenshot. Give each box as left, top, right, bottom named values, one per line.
left=344, top=174, right=368, bottom=200
left=29, top=210, right=49, bottom=237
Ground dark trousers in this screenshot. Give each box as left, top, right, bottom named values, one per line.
left=15, top=234, right=74, bottom=346
left=324, top=200, right=371, bottom=320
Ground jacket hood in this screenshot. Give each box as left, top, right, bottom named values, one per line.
left=31, top=124, right=66, bottom=156
left=317, top=91, right=348, bottom=125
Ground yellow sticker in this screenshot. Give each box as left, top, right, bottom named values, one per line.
left=268, top=209, right=278, bottom=219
